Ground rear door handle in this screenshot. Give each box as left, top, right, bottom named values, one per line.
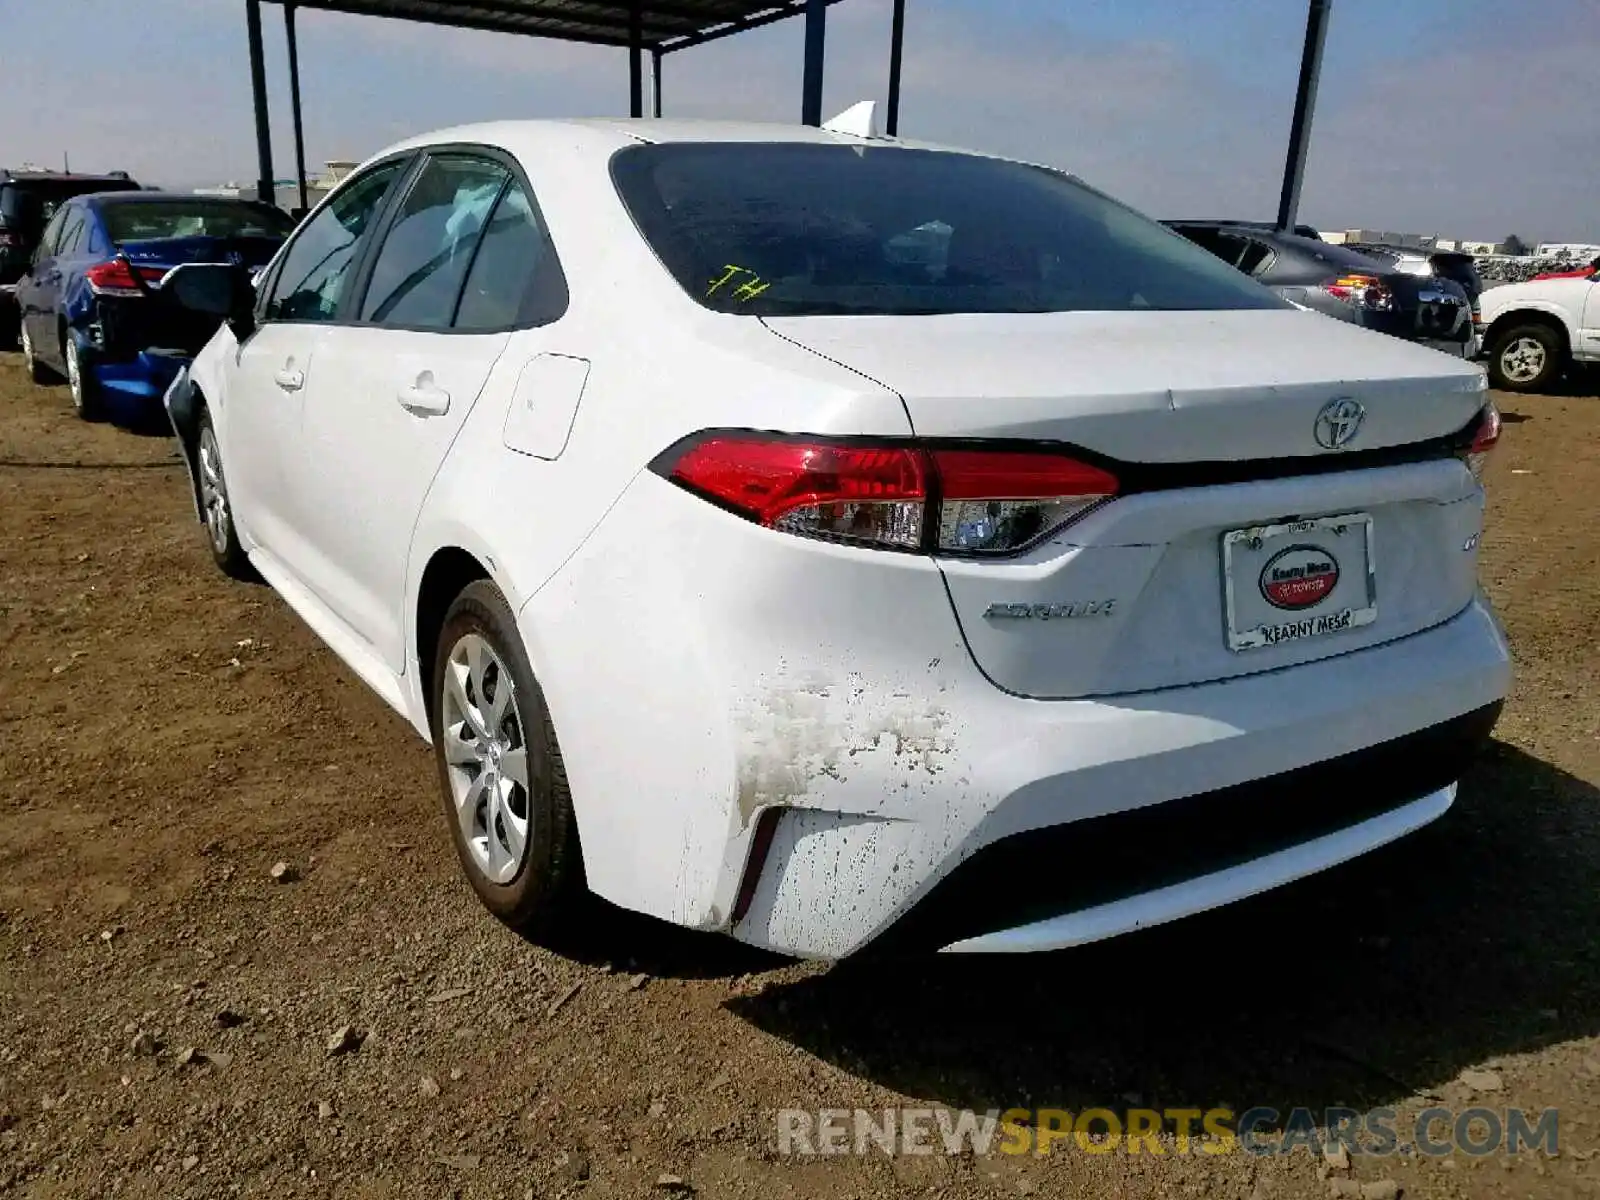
left=398, top=383, right=450, bottom=416
left=273, top=368, right=304, bottom=392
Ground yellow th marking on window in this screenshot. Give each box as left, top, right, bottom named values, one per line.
left=706, top=264, right=746, bottom=296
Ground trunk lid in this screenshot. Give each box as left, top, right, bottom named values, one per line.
left=117, top=234, right=282, bottom=273
left=763, top=308, right=1485, bottom=461
left=102, top=236, right=283, bottom=357
left=764, top=307, right=1489, bottom=699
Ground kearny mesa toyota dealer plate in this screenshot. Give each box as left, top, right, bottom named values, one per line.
left=1222, top=513, right=1377, bottom=652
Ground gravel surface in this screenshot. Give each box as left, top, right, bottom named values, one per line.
left=1, top=350, right=1598, bottom=1199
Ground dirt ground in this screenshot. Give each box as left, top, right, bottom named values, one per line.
left=1, top=350, right=1597, bottom=1200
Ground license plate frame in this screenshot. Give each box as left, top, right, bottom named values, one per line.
left=1222, top=513, right=1377, bottom=653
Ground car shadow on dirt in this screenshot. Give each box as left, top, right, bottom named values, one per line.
left=726, top=740, right=1599, bottom=1116
left=540, top=893, right=789, bottom=980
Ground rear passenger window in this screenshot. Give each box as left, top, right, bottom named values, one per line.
left=56, top=212, right=87, bottom=256
left=360, top=155, right=509, bottom=330
left=453, top=180, right=567, bottom=331
left=1236, top=240, right=1273, bottom=275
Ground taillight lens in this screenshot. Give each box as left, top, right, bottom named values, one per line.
left=932, top=449, right=1118, bottom=554
left=1461, top=402, right=1501, bottom=481
left=1325, top=273, right=1395, bottom=311
left=85, top=259, right=166, bottom=297
left=663, top=436, right=928, bottom=550
left=655, top=434, right=1118, bottom=556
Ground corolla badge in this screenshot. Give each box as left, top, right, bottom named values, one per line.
left=1314, top=397, right=1365, bottom=450
left=983, top=600, right=1117, bottom=620
left=1259, top=545, right=1339, bottom=610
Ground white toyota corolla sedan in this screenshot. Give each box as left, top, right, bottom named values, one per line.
left=161, top=117, right=1511, bottom=960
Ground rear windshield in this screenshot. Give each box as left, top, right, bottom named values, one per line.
left=0, top=178, right=138, bottom=223
left=101, top=201, right=295, bottom=243
left=611, top=143, right=1286, bottom=317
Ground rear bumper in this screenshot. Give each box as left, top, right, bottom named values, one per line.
left=942, top=784, right=1457, bottom=953
left=733, top=598, right=1508, bottom=958
left=92, top=350, right=191, bottom=401
left=516, top=471, right=1510, bottom=961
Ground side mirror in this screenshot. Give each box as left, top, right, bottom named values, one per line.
left=162, top=263, right=256, bottom=337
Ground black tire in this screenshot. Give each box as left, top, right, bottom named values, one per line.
left=430, top=580, right=583, bottom=936
left=62, top=328, right=105, bottom=421
left=19, top=321, right=54, bottom=384
left=195, top=410, right=252, bottom=580
left=1487, top=322, right=1564, bottom=393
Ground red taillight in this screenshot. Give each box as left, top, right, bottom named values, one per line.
left=85, top=259, right=166, bottom=297
left=1462, top=402, right=1501, bottom=481
left=664, top=436, right=928, bottom=549
left=1325, top=273, right=1395, bottom=312
left=656, top=434, right=1118, bottom=555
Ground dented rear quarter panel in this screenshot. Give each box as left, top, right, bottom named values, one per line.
left=517, top=468, right=986, bottom=940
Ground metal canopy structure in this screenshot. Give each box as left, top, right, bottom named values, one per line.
left=241, top=0, right=1330, bottom=236
left=246, top=0, right=899, bottom=210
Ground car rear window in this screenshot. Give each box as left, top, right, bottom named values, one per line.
left=611, top=143, right=1286, bottom=317
left=101, top=201, right=296, bottom=243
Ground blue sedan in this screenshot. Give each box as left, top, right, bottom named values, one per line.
left=16, top=193, right=294, bottom=422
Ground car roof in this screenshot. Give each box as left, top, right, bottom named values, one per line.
left=86, top=191, right=270, bottom=206
left=365, top=116, right=1018, bottom=177
left=0, top=171, right=134, bottom=187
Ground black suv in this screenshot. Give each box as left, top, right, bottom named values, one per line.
left=1, top=169, right=142, bottom=336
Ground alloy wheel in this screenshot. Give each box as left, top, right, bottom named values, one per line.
left=197, top=427, right=233, bottom=556
left=65, top=338, right=84, bottom=410
left=440, top=633, right=531, bottom=885
left=1500, top=336, right=1547, bottom=385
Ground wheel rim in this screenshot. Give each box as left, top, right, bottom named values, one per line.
left=197, top=428, right=232, bottom=555
left=65, top=339, right=83, bottom=408
left=1500, top=336, right=1547, bottom=384
left=440, top=633, right=530, bottom=885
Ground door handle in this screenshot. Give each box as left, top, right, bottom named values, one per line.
left=273, top=368, right=304, bottom=392
left=398, top=383, right=451, bottom=416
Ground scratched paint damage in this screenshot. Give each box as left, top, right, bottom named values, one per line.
left=730, top=668, right=956, bottom=829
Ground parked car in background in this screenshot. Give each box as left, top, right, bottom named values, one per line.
left=162, top=119, right=1507, bottom=961
left=1343, top=241, right=1486, bottom=352
left=1477, top=271, right=1600, bottom=392
left=1167, top=217, right=1325, bottom=240
left=1, top=169, right=141, bottom=339
left=16, top=192, right=295, bottom=420
left=1530, top=255, right=1600, bottom=283
left=1167, top=221, right=1476, bottom=357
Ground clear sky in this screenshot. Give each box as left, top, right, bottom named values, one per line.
left=3, top=0, right=1595, bottom=243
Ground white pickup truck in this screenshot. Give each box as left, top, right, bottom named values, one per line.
left=1479, top=268, right=1600, bottom=392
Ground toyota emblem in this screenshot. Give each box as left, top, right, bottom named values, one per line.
left=1314, top=397, right=1365, bottom=450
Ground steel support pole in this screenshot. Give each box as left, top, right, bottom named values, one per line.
left=1276, top=0, right=1331, bottom=232
left=800, top=0, right=826, bottom=126
left=285, top=2, right=309, bottom=212
left=885, top=0, right=906, bottom=136
left=245, top=0, right=275, bottom=205
left=651, top=47, right=663, bottom=117
left=629, top=3, right=644, bottom=118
